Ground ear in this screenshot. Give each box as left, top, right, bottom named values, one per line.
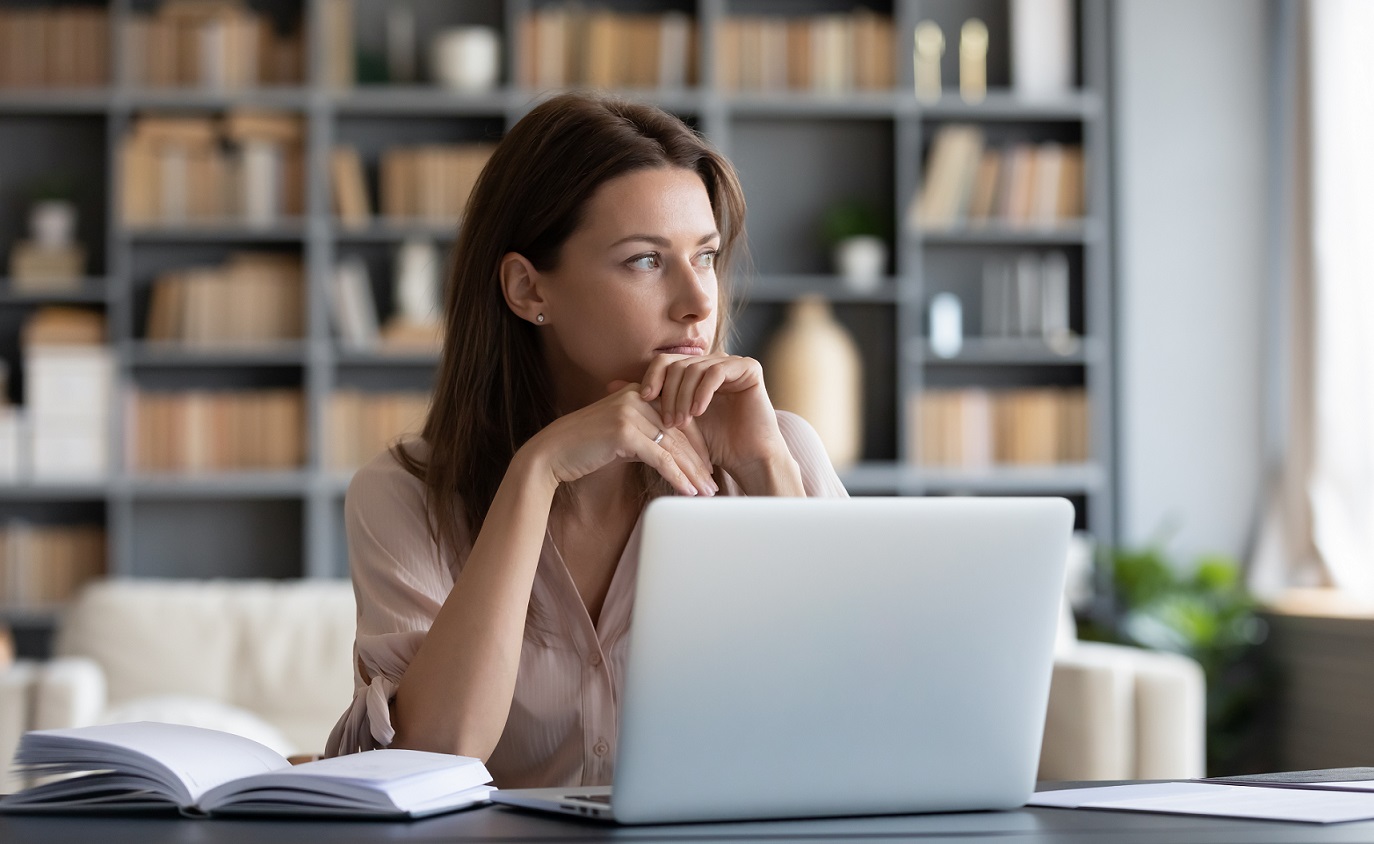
left=499, top=252, right=549, bottom=325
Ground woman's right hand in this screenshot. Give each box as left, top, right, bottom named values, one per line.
left=519, top=383, right=718, bottom=497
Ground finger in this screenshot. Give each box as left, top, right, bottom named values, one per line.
left=689, top=362, right=731, bottom=418
left=680, top=420, right=718, bottom=491
left=639, top=356, right=674, bottom=401
left=672, top=358, right=717, bottom=425
left=634, top=433, right=699, bottom=497
left=607, top=379, right=635, bottom=395
left=660, top=426, right=716, bottom=496
left=658, top=359, right=689, bottom=427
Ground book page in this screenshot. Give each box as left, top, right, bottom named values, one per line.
left=1031, top=782, right=1374, bottom=824
left=17, top=722, right=290, bottom=806
left=198, top=749, right=492, bottom=814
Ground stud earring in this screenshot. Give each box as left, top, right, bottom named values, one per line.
left=536, top=314, right=545, bottom=323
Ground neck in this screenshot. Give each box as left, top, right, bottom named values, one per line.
left=560, top=464, right=639, bottom=523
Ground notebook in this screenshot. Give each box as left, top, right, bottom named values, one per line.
left=491, top=495, right=1074, bottom=824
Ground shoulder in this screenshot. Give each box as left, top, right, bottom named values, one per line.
left=780, top=412, right=829, bottom=470
left=344, top=439, right=433, bottom=527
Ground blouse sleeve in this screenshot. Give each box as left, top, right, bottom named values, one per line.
left=775, top=410, right=850, bottom=498
left=325, top=446, right=463, bottom=756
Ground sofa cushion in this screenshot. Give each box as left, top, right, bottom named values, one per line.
left=228, top=580, right=356, bottom=750
left=56, top=580, right=241, bottom=705
left=54, top=578, right=357, bottom=754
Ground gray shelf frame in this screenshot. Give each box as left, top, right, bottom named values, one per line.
left=0, top=0, right=1116, bottom=590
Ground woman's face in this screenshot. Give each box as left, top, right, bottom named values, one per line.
left=537, top=166, right=721, bottom=409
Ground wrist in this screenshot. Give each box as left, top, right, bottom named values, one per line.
left=509, top=438, right=561, bottom=499
left=727, top=450, right=804, bottom=497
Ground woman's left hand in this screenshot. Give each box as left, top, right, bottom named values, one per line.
left=632, top=353, right=794, bottom=485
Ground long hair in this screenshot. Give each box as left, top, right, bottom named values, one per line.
left=395, top=92, right=748, bottom=565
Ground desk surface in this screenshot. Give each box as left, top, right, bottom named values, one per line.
left=5, top=797, right=1374, bottom=844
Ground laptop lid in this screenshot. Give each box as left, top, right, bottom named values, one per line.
left=609, top=496, right=1073, bottom=824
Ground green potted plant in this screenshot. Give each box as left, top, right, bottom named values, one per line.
left=820, top=200, right=888, bottom=293
left=1079, top=545, right=1273, bottom=775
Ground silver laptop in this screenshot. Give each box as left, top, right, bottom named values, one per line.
left=491, top=496, right=1073, bottom=825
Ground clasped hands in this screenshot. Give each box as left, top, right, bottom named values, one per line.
left=531, top=353, right=792, bottom=498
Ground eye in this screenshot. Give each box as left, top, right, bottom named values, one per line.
left=627, top=253, right=661, bottom=271
left=695, top=249, right=718, bottom=270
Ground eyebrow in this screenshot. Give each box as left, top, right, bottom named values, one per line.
left=610, top=232, right=720, bottom=249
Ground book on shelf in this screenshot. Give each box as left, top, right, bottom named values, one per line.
left=0, top=406, right=20, bottom=482
left=0, top=524, right=104, bottom=610
left=519, top=5, right=697, bottom=90
left=131, top=389, right=304, bottom=473
left=121, top=112, right=305, bottom=227
left=980, top=251, right=1077, bottom=350
left=380, top=144, right=494, bottom=224
left=0, top=7, right=109, bottom=89
left=913, top=388, right=1088, bottom=468
left=717, top=11, right=893, bottom=93
left=329, top=257, right=380, bottom=350
left=145, top=252, right=303, bottom=346
left=22, top=308, right=112, bottom=482
left=321, top=0, right=354, bottom=88
left=0, top=722, right=494, bottom=819
left=331, top=146, right=373, bottom=227
left=327, top=390, right=431, bottom=471
left=910, top=126, right=1085, bottom=231
left=122, top=0, right=303, bottom=89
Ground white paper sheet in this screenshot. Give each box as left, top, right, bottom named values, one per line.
left=1030, top=782, right=1374, bottom=824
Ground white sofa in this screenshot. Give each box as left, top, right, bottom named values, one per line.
left=0, top=578, right=1205, bottom=792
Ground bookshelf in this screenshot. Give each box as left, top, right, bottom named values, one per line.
left=0, top=0, right=1115, bottom=644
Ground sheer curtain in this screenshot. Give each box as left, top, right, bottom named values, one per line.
left=1250, top=0, right=1374, bottom=601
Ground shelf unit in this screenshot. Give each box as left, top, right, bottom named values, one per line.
left=0, top=0, right=1115, bottom=631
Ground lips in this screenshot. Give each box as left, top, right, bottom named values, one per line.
left=655, top=343, right=706, bottom=355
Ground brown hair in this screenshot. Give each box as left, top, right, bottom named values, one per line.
left=396, top=92, right=748, bottom=562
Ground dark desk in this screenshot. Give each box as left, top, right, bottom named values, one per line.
left=4, top=790, right=1374, bottom=843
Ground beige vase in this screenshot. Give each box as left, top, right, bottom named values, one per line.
left=763, top=296, right=863, bottom=468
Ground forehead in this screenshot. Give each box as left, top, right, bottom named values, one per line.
left=579, top=167, right=715, bottom=238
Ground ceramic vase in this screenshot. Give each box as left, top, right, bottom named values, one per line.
left=832, top=235, right=886, bottom=293
left=763, top=296, right=863, bottom=468
left=1010, top=0, right=1074, bottom=100
left=430, top=27, right=501, bottom=92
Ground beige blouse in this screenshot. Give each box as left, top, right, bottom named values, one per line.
left=324, top=410, right=848, bottom=788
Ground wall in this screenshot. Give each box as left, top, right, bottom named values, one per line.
left=1113, top=0, right=1271, bottom=562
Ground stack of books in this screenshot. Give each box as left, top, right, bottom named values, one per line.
left=327, top=390, right=431, bottom=471
left=0, top=523, right=104, bottom=610
left=145, top=252, right=304, bottom=347
left=518, top=7, right=696, bottom=89
left=378, top=144, right=496, bottom=224
left=0, top=7, right=110, bottom=88
left=716, top=11, right=894, bottom=92
left=912, top=387, right=1088, bottom=468
left=911, top=125, right=1084, bottom=230
left=122, top=0, right=303, bottom=89
left=120, top=111, right=305, bottom=227
left=131, top=389, right=304, bottom=473
left=21, top=308, right=112, bottom=482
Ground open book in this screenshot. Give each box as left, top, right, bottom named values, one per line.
left=0, top=722, right=494, bottom=818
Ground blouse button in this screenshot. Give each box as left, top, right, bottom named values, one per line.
left=593, top=741, right=609, bottom=757
left=589, top=653, right=602, bottom=668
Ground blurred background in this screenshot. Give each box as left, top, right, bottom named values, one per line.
left=0, top=0, right=1369, bottom=780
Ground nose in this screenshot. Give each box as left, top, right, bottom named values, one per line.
left=669, top=256, right=716, bottom=325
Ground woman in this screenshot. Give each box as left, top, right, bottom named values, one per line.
left=325, top=92, right=848, bottom=788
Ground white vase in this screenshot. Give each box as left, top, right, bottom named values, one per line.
left=1011, top=0, right=1075, bottom=100
left=30, top=200, right=77, bottom=249
left=430, top=27, right=501, bottom=92
left=832, top=235, right=887, bottom=292
left=763, top=297, right=863, bottom=469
